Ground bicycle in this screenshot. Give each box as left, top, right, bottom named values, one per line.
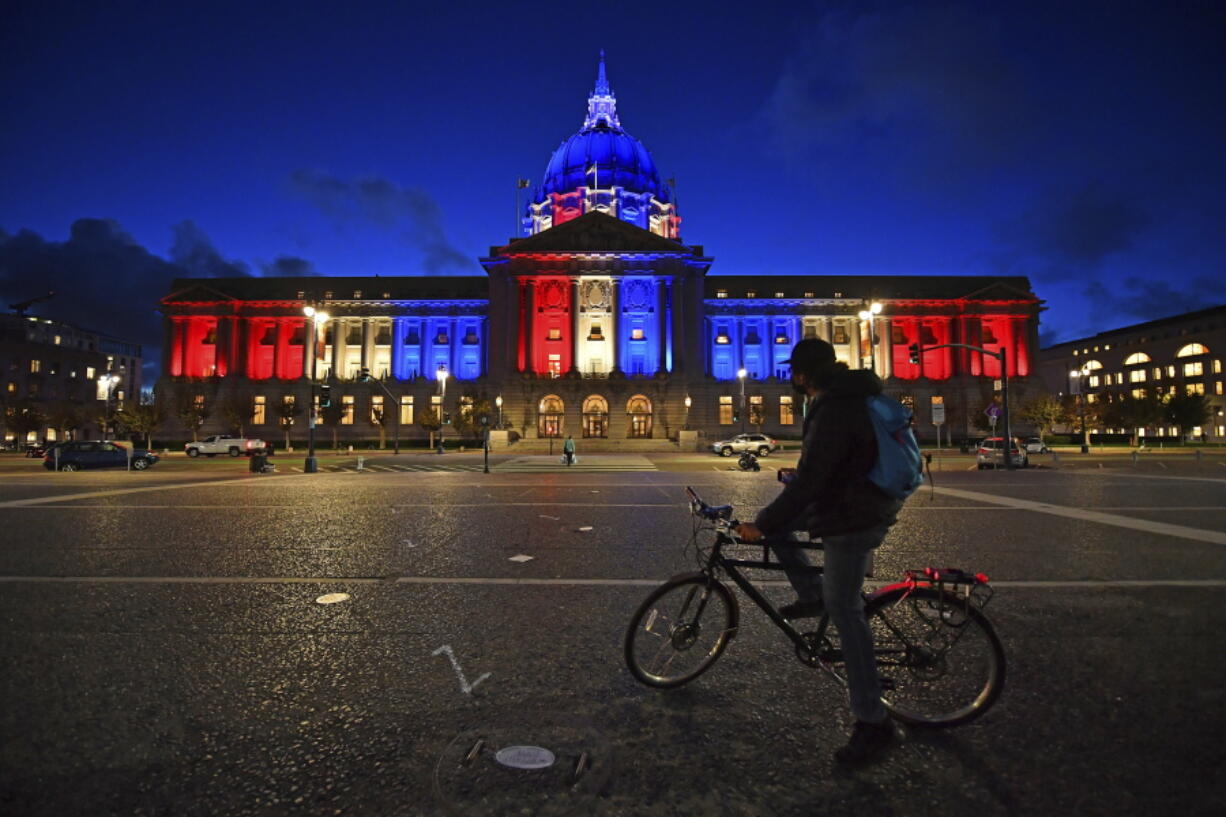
left=623, top=487, right=1006, bottom=727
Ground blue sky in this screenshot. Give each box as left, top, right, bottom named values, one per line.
left=2, top=0, right=1223, bottom=376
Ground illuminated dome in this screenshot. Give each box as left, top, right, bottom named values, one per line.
left=525, top=52, right=680, bottom=239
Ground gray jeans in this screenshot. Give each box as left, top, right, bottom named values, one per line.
left=770, top=524, right=891, bottom=724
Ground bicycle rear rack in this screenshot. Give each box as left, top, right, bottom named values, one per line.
left=900, top=568, right=995, bottom=653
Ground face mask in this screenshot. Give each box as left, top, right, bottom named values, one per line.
left=791, top=372, right=808, bottom=398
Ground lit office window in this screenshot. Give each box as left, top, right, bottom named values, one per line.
left=780, top=395, right=794, bottom=425
left=400, top=396, right=414, bottom=425
left=341, top=395, right=355, bottom=424
left=719, top=395, right=733, bottom=425
left=252, top=395, right=266, bottom=425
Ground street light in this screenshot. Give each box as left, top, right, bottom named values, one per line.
left=437, top=366, right=449, bottom=452
left=683, top=395, right=691, bottom=431
left=98, top=374, right=120, bottom=440
left=737, top=368, right=748, bottom=433
left=858, top=301, right=882, bottom=373
left=495, top=394, right=503, bottom=429
left=1070, top=364, right=1092, bottom=453
left=303, top=305, right=329, bottom=473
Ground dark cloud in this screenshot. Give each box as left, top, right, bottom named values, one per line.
left=171, top=220, right=251, bottom=277
left=1017, top=183, right=1149, bottom=268
left=1084, top=276, right=1226, bottom=328
left=260, top=255, right=318, bottom=277
left=0, top=218, right=309, bottom=384
left=289, top=169, right=472, bottom=273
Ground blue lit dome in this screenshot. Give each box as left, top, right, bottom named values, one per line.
left=525, top=52, right=680, bottom=239
left=539, top=124, right=667, bottom=200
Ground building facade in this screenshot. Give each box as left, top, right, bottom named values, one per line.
left=0, top=313, right=142, bottom=445
left=157, top=56, right=1044, bottom=446
left=1039, top=305, right=1226, bottom=440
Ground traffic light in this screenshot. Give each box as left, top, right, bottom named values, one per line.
left=319, top=384, right=332, bottom=408
left=908, top=343, right=921, bottom=365
left=358, top=367, right=371, bottom=382
left=442, top=412, right=452, bottom=425
left=732, top=408, right=740, bottom=423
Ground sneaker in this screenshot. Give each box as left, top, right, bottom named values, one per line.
left=834, top=719, right=896, bottom=766
left=779, top=599, right=825, bottom=619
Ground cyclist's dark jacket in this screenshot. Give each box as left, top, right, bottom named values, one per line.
left=754, top=368, right=904, bottom=538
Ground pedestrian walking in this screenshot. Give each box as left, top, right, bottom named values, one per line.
left=562, top=434, right=576, bottom=466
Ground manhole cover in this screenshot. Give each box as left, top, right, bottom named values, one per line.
left=315, top=593, right=350, bottom=604
left=433, top=723, right=611, bottom=816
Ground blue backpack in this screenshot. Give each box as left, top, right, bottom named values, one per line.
left=865, top=394, right=924, bottom=499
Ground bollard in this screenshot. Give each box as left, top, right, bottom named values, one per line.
left=1196, top=449, right=1203, bottom=463
left=356, top=456, right=365, bottom=471
left=1131, top=451, right=1139, bottom=465
left=348, top=444, right=354, bottom=454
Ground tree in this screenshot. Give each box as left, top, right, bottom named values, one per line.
left=748, top=400, right=765, bottom=432
left=370, top=402, right=390, bottom=449
left=417, top=406, right=442, bottom=449
left=170, top=387, right=210, bottom=441
left=1018, top=395, right=1069, bottom=443
left=44, top=400, right=87, bottom=442
left=453, top=398, right=493, bottom=440
left=275, top=398, right=304, bottom=450
left=1101, top=393, right=1163, bottom=446
left=1163, top=392, right=1212, bottom=441
left=318, top=399, right=346, bottom=451
left=115, top=403, right=165, bottom=448
left=4, top=400, right=45, bottom=443
left=218, top=392, right=254, bottom=437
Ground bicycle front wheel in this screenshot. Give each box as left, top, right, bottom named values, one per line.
left=867, top=586, right=1006, bottom=727
left=624, top=573, right=738, bottom=688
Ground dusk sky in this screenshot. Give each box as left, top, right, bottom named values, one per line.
left=2, top=0, right=1223, bottom=380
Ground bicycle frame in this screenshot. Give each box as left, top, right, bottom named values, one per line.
left=701, top=529, right=842, bottom=676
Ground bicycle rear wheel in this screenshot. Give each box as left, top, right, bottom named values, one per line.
left=866, top=586, right=1005, bottom=727
left=624, top=573, right=738, bottom=688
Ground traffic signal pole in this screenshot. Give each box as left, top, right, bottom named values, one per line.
left=912, top=342, right=1014, bottom=470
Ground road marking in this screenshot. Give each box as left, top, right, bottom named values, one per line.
left=1, top=575, right=1225, bottom=589
left=1074, top=471, right=1226, bottom=484
left=931, top=486, right=1226, bottom=545
left=432, top=645, right=490, bottom=694
left=0, top=474, right=294, bottom=507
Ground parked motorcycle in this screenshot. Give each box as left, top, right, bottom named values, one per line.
left=737, top=451, right=761, bottom=471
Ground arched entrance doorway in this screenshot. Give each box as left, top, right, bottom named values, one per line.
left=582, top=395, right=609, bottom=438
left=538, top=394, right=564, bottom=438
left=627, top=394, right=653, bottom=438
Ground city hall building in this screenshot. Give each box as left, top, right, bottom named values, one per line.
left=157, top=57, right=1044, bottom=447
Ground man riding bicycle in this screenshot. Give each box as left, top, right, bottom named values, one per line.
left=735, top=338, right=906, bottom=765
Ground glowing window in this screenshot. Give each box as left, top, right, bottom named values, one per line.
left=399, top=396, right=413, bottom=425
left=780, top=395, right=794, bottom=425
left=746, top=291, right=756, bottom=298
left=1184, top=361, right=1204, bottom=377
left=436, top=331, right=450, bottom=344
left=715, top=332, right=730, bottom=344
left=1088, top=376, right=1100, bottom=388
left=588, top=324, right=604, bottom=340
left=353, top=290, right=362, bottom=299
left=716, top=290, right=728, bottom=299
left=804, top=291, right=815, bottom=298
left=547, top=328, right=562, bottom=341
left=1177, top=343, right=1209, bottom=357
left=252, top=395, right=266, bottom=425
left=775, top=292, right=784, bottom=298
left=1124, top=352, right=1150, bottom=365
left=1082, top=359, right=1103, bottom=370
left=631, top=328, right=645, bottom=340
left=341, top=395, right=355, bottom=424
left=370, top=395, right=384, bottom=424
left=718, top=395, right=733, bottom=425
left=1129, top=369, right=1147, bottom=383
left=832, top=324, right=849, bottom=344
left=1187, top=383, right=1205, bottom=395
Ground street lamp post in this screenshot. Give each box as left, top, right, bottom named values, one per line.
left=857, top=301, right=882, bottom=373
left=303, top=305, right=329, bottom=474
left=495, top=394, right=503, bottom=429
left=98, top=374, right=119, bottom=440
left=683, top=395, right=691, bottom=431
left=737, top=368, right=747, bottom=433
left=1070, top=365, right=1092, bottom=453
left=437, top=366, right=448, bottom=453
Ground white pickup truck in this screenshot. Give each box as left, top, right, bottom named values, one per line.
left=185, top=435, right=267, bottom=457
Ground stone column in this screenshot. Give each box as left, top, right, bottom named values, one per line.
left=670, top=277, right=685, bottom=373
left=849, top=319, right=862, bottom=369
left=333, top=319, right=347, bottom=379
left=524, top=281, right=536, bottom=375
left=878, top=317, right=893, bottom=380
left=360, top=319, right=372, bottom=371
left=610, top=277, right=621, bottom=372
left=570, top=278, right=581, bottom=373
left=656, top=279, right=667, bottom=373
left=818, top=317, right=831, bottom=343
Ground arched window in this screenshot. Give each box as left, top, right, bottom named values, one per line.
left=1124, top=352, right=1151, bottom=365
left=627, top=394, right=653, bottom=438
left=1177, top=343, right=1210, bottom=357
left=582, top=394, right=608, bottom=438
left=538, top=395, right=564, bottom=438
left=1082, top=359, right=1104, bottom=371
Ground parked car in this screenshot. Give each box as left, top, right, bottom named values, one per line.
left=25, top=443, right=50, bottom=458
left=185, top=435, right=267, bottom=457
left=1023, top=437, right=1050, bottom=454
left=711, top=433, right=779, bottom=457
left=43, top=441, right=160, bottom=471
left=976, top=437, right=1028, bottom=469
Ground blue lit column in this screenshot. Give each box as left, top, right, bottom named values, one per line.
left=656, top=280, right=667, bottom=373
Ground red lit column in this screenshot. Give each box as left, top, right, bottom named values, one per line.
left=570, top=278, right=581, bottom=373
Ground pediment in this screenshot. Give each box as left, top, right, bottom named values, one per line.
left=959, top=280, right=1036, bottom=302
left=497, top=211, right=692, bottom=254
left=161, top=282, right=240, bottom=304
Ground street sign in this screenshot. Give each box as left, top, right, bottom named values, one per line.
left=986, top=403, right=1002, bottom=418
left=932, top=404, right=946, bottom=425
left=994, top=379, right=1003, bottom=391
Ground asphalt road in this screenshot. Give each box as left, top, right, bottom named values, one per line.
left=1, top=452, right=1223, bottom=816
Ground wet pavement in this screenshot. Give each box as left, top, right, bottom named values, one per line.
left=0, top=454, right=1223, bottom=816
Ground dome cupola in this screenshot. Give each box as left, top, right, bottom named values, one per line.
left=525, top=52, right=680, bottom=240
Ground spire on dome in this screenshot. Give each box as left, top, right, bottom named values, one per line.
left=583, top=50, right=621, bottom=131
